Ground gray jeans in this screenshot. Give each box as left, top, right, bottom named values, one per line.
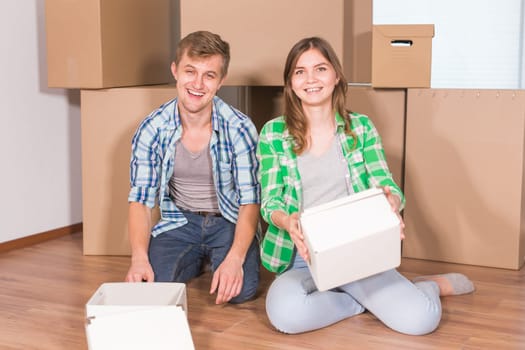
left=265, top=255, right=442, bottom=335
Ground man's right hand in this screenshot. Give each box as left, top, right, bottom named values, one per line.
left=125, top=259, right=155, bottom=282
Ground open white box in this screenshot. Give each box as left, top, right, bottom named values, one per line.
left=300, top=188, right=401, bottom=291
left=85, top=282, right=194, bottom=350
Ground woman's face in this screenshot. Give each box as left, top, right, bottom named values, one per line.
left=290, top=48, right=339, bottom=109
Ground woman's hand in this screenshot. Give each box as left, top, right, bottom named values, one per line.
left=285, top=213, right=310, bottom=262
left=271, top=210, right=310, bottom=262
left=383, top=186, right=406, bottom=240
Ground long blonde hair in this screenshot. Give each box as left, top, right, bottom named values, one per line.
left=282, top=37, right=355, bottom=154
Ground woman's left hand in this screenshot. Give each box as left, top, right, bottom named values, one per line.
left=383, top=186, right=405, bottom=240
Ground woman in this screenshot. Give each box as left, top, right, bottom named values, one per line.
left=256, top=37, right=474, bottom=335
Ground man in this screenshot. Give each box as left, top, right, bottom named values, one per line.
left=125, top=31, right=260, bottom=305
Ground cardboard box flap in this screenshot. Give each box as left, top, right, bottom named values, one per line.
left=86, top=282, right=187, bottom=318
left=374, top=24, right=435, bottom=39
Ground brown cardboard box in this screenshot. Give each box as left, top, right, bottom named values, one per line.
left=81, top=86, right=176, bottom=255
left=346, top=0, right=373, bottom=84
left=347, top=87, right=406, bottom=187
left=45, top=0, right=173, bottom=89
left=403, top=89, right=525, bottom=269
left=371, top=25, right=434, bottom=88
left=180, top=0, right=355, bottom=86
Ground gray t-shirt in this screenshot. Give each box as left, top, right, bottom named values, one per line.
left=297, top=137, right=350, bottom=210
left=169, top=140, right=219, bottom=212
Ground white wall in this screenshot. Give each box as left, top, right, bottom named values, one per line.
left=0, top=1, right=82, bottom=243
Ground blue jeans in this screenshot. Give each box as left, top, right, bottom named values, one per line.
left=265, top=254, right=442, bottom=335
left=148, top=211, right=260, bottom=304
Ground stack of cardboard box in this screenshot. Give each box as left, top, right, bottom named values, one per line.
left=46, top=0, right=422, bottom=257
left=48, top=0, right=522, bottom=284
left=46, top=0, right=175, bottom=256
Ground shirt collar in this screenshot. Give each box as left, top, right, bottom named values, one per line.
left=211, top=96, right=220, bottom=132
left=335, top=111, right=346, bottom=132
left=283, top=111, right=345, bottom=139
left=283, top=110, right=344, bottom=137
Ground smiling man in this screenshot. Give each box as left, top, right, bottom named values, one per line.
left=125, top=31, right=261, bottom=305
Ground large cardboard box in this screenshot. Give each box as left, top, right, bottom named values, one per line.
left=85, top=283, right=194, bottom=350
left=372, top=25, right=434, bottom=88
left=347, top=87, right=406, bottom=187
left=81, top=86, right=177, bottom=255
left=300, top=188, right=401, bottom=291
left=180, top=0, right=355, bottom=86
left=45, top=0, right=173, bottom=88
left=346, top=0, right=373, bottom=84
left=403, top=89, right=525, bottom=269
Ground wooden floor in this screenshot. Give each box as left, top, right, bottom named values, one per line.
left=1, top=232, right=524, bottom=350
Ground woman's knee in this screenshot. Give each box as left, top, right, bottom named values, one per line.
left=265, top=270, right=312, bottom=334
left=390, top=304, right=441, bottom=335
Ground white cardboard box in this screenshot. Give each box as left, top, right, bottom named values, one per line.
left=85, top=283, right=194, bottom=350
left=300, top=188, right=401, bottom=291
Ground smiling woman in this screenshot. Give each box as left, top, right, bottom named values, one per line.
left=256, top=36, right=474, bottom=335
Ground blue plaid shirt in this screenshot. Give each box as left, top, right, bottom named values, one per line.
left=128, top=96, right=260, bottom=237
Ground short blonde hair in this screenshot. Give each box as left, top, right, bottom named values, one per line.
left=175, top=31, right=230, bottom=78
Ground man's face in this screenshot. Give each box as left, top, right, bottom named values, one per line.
left=171, top=52, right=226, bottom=118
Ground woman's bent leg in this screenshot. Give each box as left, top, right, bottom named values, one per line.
left=340, top=269, right=442, bottom=335
left=266, top=268, right=365, bottom=334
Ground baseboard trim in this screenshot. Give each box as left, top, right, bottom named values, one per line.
left=0, top=223, right=83, bottom=254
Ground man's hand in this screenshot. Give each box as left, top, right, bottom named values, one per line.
left=210, top=255, right=244, bottom=304
left=125, top=258, right=154, bottom=282
left=126, top=202, right=154, bottom=281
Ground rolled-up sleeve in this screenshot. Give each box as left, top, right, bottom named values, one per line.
left=232, top=119, right=260, bottom=206
left=256, top=123, right=287, bottom=225
left=128, top=118, right=161, bottom=208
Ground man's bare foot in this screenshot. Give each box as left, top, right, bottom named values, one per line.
left=412, top=273, right=475, bottom=296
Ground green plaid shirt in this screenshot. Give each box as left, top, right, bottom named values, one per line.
left=256, top=112, right=404, bottom=273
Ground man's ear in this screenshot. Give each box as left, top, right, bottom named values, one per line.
left=170, top=61, right=178, bottom=81
left=217, top=74, right=227, bottom=91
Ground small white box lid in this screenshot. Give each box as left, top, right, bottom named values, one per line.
left=85, top=282, right=194, bottom=350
